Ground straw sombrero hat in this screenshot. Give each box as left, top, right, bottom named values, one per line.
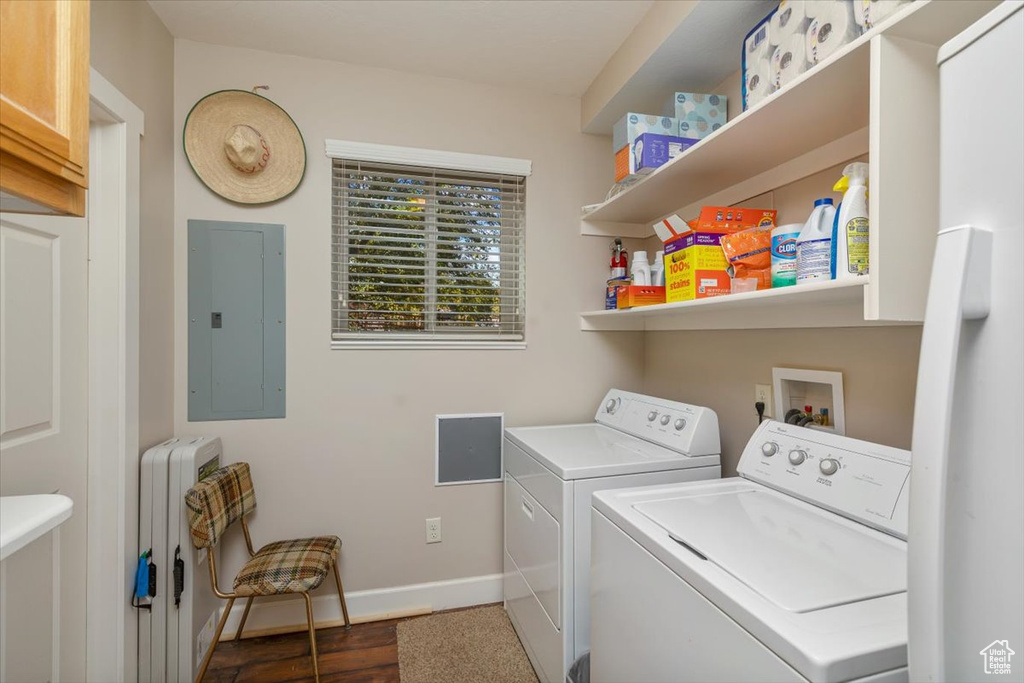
left=184, top=89, right=306, bottom=204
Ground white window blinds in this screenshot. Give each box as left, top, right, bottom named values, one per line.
left=332, top=158, right=526, bottom=343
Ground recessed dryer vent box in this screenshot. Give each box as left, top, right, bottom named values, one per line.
left=435, top=413, right=504, bottom=485
left=772, top=368, right=846, bottom=435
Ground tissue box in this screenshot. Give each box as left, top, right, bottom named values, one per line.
left=613, top=113, right=678, bottom=182
left=615, top=285, right=666, bottom=309
left=633, top=133, right=699, bottom=175
left=663, top=92, right=728, bottom=139
left=664, top=231, right=732, bottom=303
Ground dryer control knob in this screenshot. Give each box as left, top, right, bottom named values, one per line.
left=660, top=414, right=671, bottom=426
left=647, top=411, right=658, bottom=422
left=819, top=458, right=840, bottom=476
left=761, top=442, right=778, bottom=457
left=674, top=418, right=686, bottom=431
left=605, top=398, right=619, bottom=414
left=788, top=449, right=807, bottom=466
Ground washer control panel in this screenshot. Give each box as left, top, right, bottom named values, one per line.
left=738, top=421, right=911, bottom=538
left=595, top=389, right=720, bottom=457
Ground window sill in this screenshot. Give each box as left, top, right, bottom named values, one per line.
left=331, top=340, right=527, bottom=351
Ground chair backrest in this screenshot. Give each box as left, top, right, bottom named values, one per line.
left=184, top=462, right=257, bottom=549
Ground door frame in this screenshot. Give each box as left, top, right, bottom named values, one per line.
left=85, top=69, right=144, bottom=683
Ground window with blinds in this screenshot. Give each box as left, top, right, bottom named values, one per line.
left=332, top=158, right=525, bottom=344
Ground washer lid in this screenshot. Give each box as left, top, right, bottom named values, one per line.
left=634, top=488, right=907, bottom=613
left=505, top=424, right=719, bottom=480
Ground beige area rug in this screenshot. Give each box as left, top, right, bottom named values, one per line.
left=398, top=605, right=540, bottom=683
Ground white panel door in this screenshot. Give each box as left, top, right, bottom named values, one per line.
left=0, top=209, right=88, bottom=682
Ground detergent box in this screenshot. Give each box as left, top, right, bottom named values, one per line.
left=663, top=92, right=728, bottom=140
left=613, top=113, right=678, bottom=182
left=664, top=206, right=777, bottom=303
left=615, top=285, right=666, bottom=309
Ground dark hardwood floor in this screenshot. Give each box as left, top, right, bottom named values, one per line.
left=204, top=603, right=504, bottom=682
left=204, top=617, right=402, bottom=683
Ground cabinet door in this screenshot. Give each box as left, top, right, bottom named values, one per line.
left=0, top=0, right=89, bottom=216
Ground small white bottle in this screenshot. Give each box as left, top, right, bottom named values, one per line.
left=832, top=162, right=869, bottom=279
left=631, top=250, right=652, bottom=286
left=651, top=250, right=665, bottom=286
left=796, top=198, right=836, bottom=283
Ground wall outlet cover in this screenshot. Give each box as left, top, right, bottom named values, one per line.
left=426, top=517, right=442, bottom=544
left=755, top=383, right=774, bottom=418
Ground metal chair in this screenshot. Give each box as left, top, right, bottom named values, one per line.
left=184, top=462, right=350, bottom=683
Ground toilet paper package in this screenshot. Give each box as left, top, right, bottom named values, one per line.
left=613, top=113, right=678, bottom=182
left=853, top=0, right=911, bottom=30
left=663, top=93, right=728, bottom=139
left=742, top=7, right=777, bottom=110
left=744, top=57, right=774, bottom=110
left=769, top=0, right=812, bottom=47
left=772, top=34, right=809, bottom=89
left=806, top=1, right=860, bottom=65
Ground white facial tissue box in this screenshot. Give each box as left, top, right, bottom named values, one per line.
left=663, top=92, right=728, bottom=140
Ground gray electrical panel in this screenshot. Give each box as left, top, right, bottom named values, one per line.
left=188, top=220, right=285, bottom=421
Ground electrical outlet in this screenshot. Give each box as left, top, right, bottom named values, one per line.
left=425, top=517, right=442, bottom=544
left=755, top=383, right=774, bottom=418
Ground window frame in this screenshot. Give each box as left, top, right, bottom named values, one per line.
left=326, top=139, right=531, bottom=350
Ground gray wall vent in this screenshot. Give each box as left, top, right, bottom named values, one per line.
left=435, top=413, right=504, bottom=485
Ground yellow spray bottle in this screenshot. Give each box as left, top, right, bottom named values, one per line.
left=831, top=162, right=869, bottom=278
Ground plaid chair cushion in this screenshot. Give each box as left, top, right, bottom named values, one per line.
left=184, top=463, right=257, bottom=549
left=233, top=536, right=341, bottom=597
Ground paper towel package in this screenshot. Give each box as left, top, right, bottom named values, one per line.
left=743, top=7, right=777, bottom=110
left=633, top=133, right=699, bottom=175
left=662, top=93, right=728, bottom=139
left=613, top=113, right=678, bottom=182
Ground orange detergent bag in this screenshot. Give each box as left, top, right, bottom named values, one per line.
left=720, top=225, right=773, bottom=290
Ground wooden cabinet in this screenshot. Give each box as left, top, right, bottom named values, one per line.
left=0, top=0, right=89, bottom=216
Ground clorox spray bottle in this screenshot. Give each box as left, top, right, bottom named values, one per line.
left=831, top=162, right=869, bottom=279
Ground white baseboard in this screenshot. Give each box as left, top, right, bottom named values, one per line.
left=219, top=573, right=503, bottom=638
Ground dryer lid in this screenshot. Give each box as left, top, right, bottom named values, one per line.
left=634, top=488, right=907, bottom=613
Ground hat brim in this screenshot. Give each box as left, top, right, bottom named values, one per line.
left=184, top=90, right=306, bottom=204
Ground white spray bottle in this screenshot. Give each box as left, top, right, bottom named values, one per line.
left=831, top=161, right=869, bottom=279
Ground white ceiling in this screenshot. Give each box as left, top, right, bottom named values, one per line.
left=148, top=0, right=654, bottom=97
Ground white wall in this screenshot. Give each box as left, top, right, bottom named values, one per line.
left=91, top=0, right=175, bottom=451
left=173, top=40, right=644, bottom=601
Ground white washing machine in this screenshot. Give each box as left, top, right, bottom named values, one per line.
left=590, top=420, right=911, bottom=683
left=503, top=389, right=722, bottom=683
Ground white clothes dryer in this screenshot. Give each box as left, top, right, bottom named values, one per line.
left=503, top=389, right=722, bottom=683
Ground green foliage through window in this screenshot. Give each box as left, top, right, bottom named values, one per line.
left=332, top=160, right=525, bottom=340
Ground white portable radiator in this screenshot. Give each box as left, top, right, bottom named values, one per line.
left=139, top=436, right=224, bottom=682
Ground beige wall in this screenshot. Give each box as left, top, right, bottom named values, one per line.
left=173, top=40, right=644, bottom=593
left=90, top=1, right=176, bottom=450
left=644, top=326, right=922, bottom=475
